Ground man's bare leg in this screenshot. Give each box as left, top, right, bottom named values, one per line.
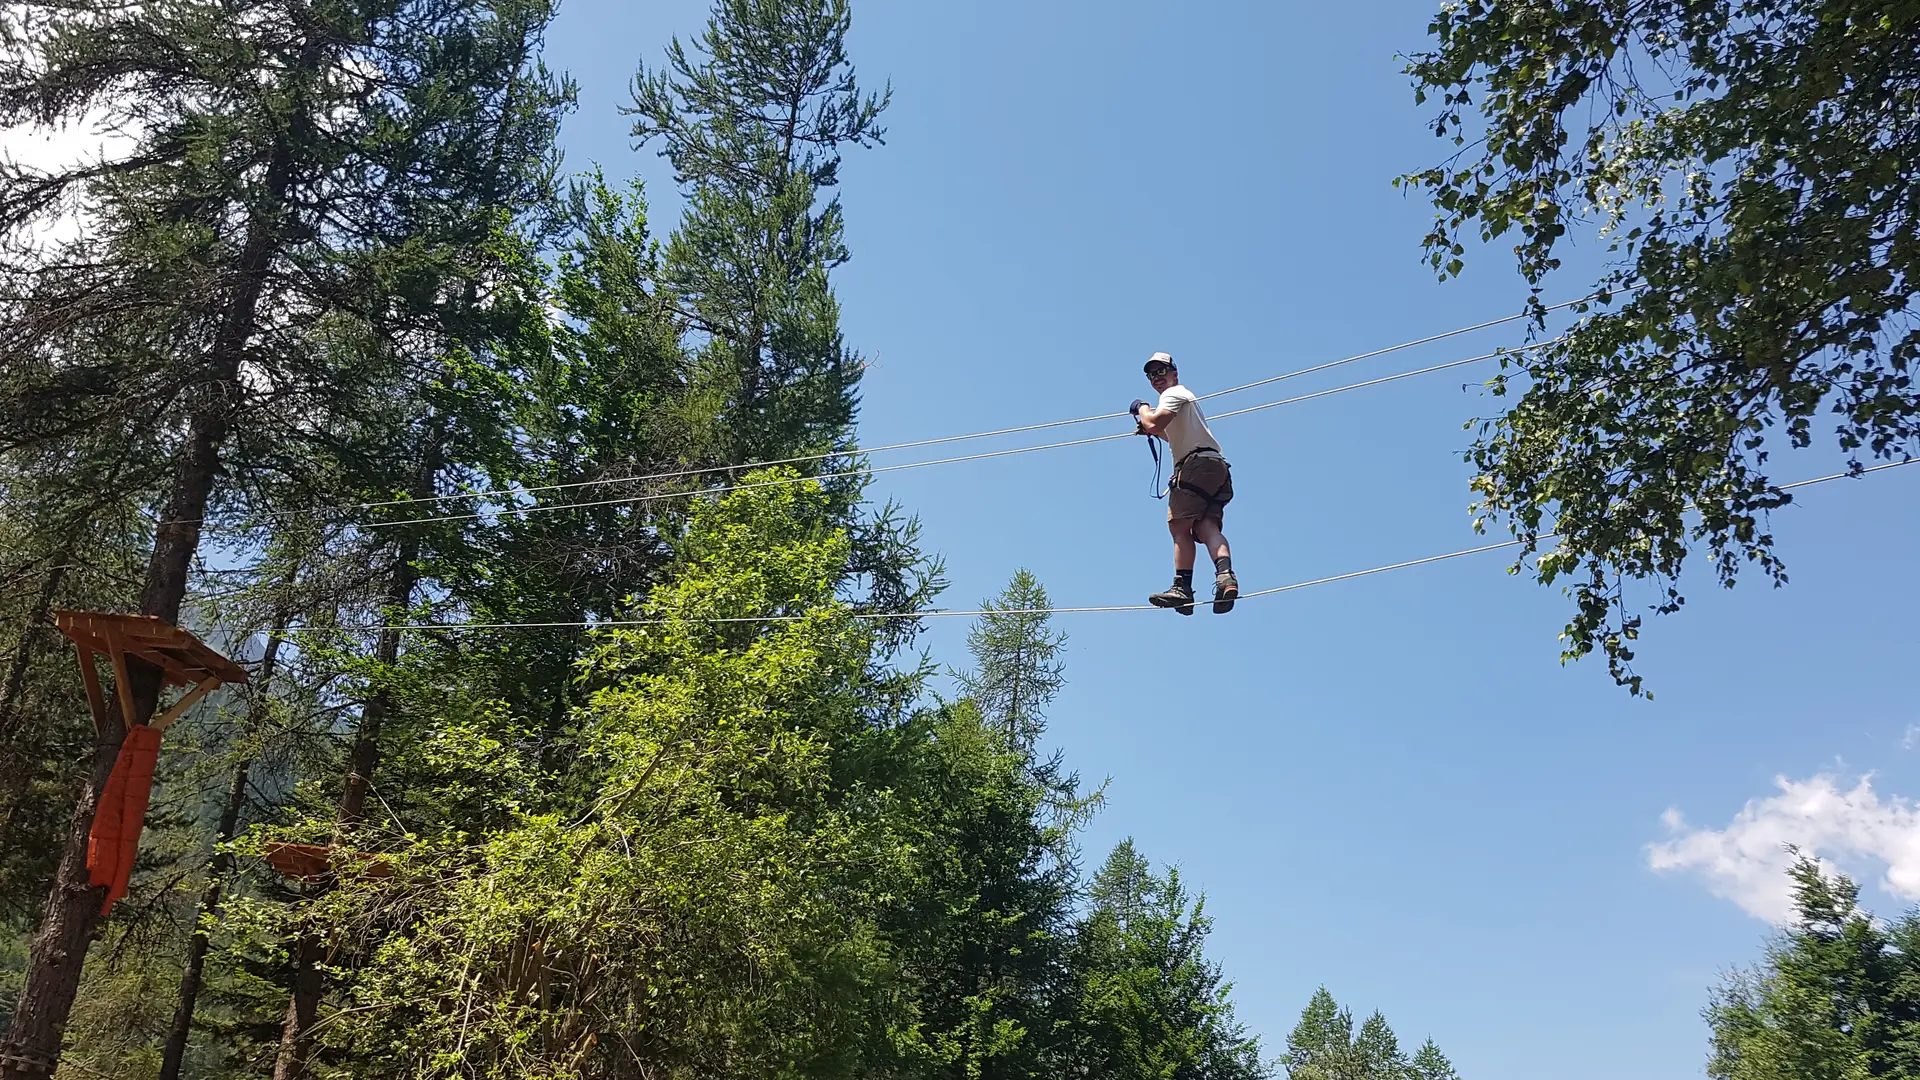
left=1170, top=518, right=1197, bottom=571
left=1194, top=518, right=1229, bottom=566
left=1194, top=517, right=1237, bottom=613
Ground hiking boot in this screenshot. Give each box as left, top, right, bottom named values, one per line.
left=1148, top=582, right=1196, bottom=615
left=1212, top=570, right=1239, bottom=615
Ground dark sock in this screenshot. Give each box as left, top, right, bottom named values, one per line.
left=1173, top=569, right=1193, bottom=590
left=1214, top=555, right=1233, bottom=576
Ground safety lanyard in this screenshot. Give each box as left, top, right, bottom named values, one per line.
left=1145, top=435, right=1168, bottom=500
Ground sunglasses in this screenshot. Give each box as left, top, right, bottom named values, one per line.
left=1145, top=364, right=1173, bottom=377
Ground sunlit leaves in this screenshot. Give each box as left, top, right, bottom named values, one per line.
left=1404, top=0, right=1920, bottom=692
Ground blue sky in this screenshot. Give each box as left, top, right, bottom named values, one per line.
left=544, top=3, right=1920, bottom=1077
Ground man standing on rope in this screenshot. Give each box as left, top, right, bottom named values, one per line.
left=1131, top=352, right=1238, bottom=614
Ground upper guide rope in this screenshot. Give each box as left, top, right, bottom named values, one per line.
left=349, top=340, right=1553, bottom=530
left=271, top=458, right=1913, bottom=634
left=183, top=291, right=1622, bottom=531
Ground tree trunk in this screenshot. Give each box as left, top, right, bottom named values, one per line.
left=271, top=612, right=408, bottom=1080
left=0, top=115, right=297, bottom=1080
left=336, top=619, right=408, bottom=829
left=270, top=932, right=326, bottom=1080
left=273, top=428, right=438, bottom=1078
left=158, top=621, right=289, bottom=1080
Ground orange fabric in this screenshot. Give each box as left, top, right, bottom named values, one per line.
left=87, top=724, right=162, bottom=915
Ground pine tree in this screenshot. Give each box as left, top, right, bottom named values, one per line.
left=880, top=571, right=1083, bottom=1079
left=624, top=0, right=939, bottom=656
left=1283, top=988, right=1355, bottom=1080
left=1352, top=1013, right=1409, bottom=1080
left=878, top=702, right=1070, bottom=1079
left=1059, top=841, right=1268, bottom=1080
left=627, top=0, right=889, bottom=464
left=1409, top=1040, right=1461, bottom=1080
left=1283, top=990, right=1457, bottom=1080
left=428, top=175, right=721, bottom=746
left=955, top=570, right=1067, bottom=751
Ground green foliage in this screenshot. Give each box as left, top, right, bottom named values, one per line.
left=1402, top=0, right=1920, bottom=693
left=0, top=1, right=1308, bottom=1074
left=1410, top=1040, right=1462, bottom=1080
left=1284, top=989, right=1354, bottom=1080
left=1058, top=841, right=1268, bottom=1080
left=0, top=0, right=572, bottom=486
left=286, top=476, right=912, bottom=1078
left=878, top=700, right=1069, bottom=1077
left=1707, top=857, right=1920, bottom=1080
left=876, top=573, right=1086, bottom=1079
left=0, top=0, right=570, bottom=1066
left=248, top=504, right=1278, bottom=1080
left=955, top=570, right=1068, bottom=753
left=0, top=444, right=148, bottom=916
left=628, top=0, right=888, bottom=462
left=1283, top=988, right=1458, bottom=1080
left=393, top=177, right=706, bottom=774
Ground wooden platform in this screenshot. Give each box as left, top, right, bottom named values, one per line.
left=263, top=841, right=392, bottom=882
left=55, top=611, right=249, bottom=687
left=55, top=610, right=248, bottom=732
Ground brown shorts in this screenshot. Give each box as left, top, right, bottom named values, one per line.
left=1167, top=454, right=1232, bottom=524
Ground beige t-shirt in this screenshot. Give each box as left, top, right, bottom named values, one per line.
left=1156, top=385, right=1223, bottom=462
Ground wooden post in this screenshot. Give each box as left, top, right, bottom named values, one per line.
left=56, top=613, right=249, bottom=912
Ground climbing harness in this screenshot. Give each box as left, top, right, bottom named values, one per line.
left=1168, top=447, right=1230, bottom=515
left=1138, top=439, right=1232, bottom=510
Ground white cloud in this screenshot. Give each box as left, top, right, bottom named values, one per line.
left=1902, top=724, right=1920, bottom=751
left=1649, top=774, right=1920, bottom=924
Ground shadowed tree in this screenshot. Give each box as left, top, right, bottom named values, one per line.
left=0, top=0, right=568, bottom=1071
left=1058, top=840, right=1269, bottom=1080
left=886, top=569, right=1083, bottom=1079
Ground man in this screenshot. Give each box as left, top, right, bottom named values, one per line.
left=1130, top=352, right=1238, bottom=614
